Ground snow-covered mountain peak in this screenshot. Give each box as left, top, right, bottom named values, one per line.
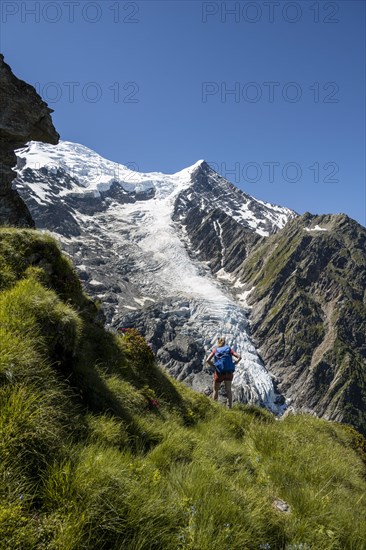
left=16, top=141, right=295, bottom=237
left=174, top=159, right=207, bottom=174
left=16, top=141, right=208, bottom=201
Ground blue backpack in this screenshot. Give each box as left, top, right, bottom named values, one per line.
left=214, top=345, right=235, bottom=373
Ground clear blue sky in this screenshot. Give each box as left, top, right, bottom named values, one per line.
left=1, top=0, right=365, bottom=225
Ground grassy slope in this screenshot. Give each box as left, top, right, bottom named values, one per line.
left=1, top=228, right=366, bottom=550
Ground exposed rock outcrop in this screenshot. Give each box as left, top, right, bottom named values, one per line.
left=0, top=54, right=59, bottom=226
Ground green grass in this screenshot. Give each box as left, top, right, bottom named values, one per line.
left=1, top=228, right=366, bottom=549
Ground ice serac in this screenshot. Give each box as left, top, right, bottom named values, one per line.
left=14, top=140, right=295, bottom=412
left=0, top=54, right=59, bottom=226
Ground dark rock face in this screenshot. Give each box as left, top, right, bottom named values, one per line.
left=177, top=204, right=261, bottom=274
left=15, top=167, right=82, bottom=236
left=117, top=299, right=203, bottom=368
left=0, top=54, right=59, bottom=226
left=239, top=213, right=366, bottom=434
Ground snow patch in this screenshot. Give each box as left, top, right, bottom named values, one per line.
left=89, top=279, right=103, bottom=286
left=134, top=297, right=155, bottom=306
left=236, top=287, right=255, bottom=308
left=215, top=268, right=235, bottom=282
left=304, top=225, right=328, bottom=232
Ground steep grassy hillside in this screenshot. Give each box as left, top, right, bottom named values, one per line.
left=239, top=213, right=366, bottom=435
left=1, top=228, right=366, bottom=550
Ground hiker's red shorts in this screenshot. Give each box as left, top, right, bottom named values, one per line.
left=213, top=371, right=234, bottom=383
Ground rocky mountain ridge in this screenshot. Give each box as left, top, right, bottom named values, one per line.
left=172, top=160, right=294, bottom=275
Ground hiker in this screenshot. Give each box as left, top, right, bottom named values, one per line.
left=206, top=337, right=241, bottom=409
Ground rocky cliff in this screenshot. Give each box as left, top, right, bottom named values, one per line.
left=0, top=54, right=59, bottom=226
left=238, top=213, right=366, bottom=434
